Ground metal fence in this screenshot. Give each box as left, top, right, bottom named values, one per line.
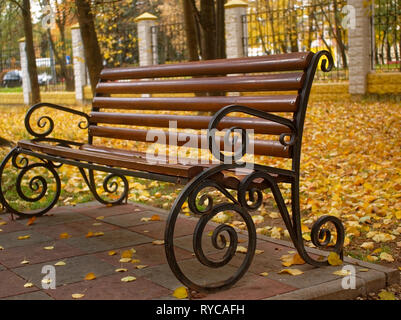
left=151, top=22, right=188, bottom=65
left=242, top=0, right=349, bottom=80
left=0, top=48, right=21, bottom=88
left=372, top=0, right=401, bottom=72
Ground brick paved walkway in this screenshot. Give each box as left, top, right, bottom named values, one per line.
left=0, top=202, right=398, bottom=300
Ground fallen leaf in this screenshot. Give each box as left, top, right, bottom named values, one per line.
left=93, top=232, right=104, bottom=237
left=20, top=260, right=29, bottom=265
left=255, top=249, right=264, bottom=255
left=121, top=276, right=136, bottom=282
left=136, top=265, right=148, bottom=269
left=236, top=246, right=248, bottom=253
left=152, top=240, right=164, bottom=245
left=121, top=250, right=133, bottom=259
left=173, top=286, right=188, bottom=299
left=84, top=272, right=96, bottom=280
left=333, top=269, right=352, bottom=276
left=360, top=242, right=374, bottom=250
left=327, top=252, right=343, bottom=266
left=281, top=253, right=305, bottom=267
left=0, top=221, right=7, bottom=226
left=278, top=268, right=304, bottom=276
left=131, top=259, right=141, bottom=264
left=259, top=272, right=269, bottom=277
left=358, top=268, right=369, bottom=272
left=252, top=215, right=264, bottom=225
left=150, top=214, right=161, bottom=221
left=378, top=290, right=396, bottom=300
left=140, top=217, right=151, bottom=222
left=85, top=231, right=94, bottom=238
left=24, top=282, right=34, bottom=288
left=43, top=246, right=54, bottom=250
left=115, top=268, right=128, bottom=273
left=366, top=255, right=379, bottom=262
left=54, top=261, right=66, bottom=266
left=108, top=250, right=117, bottom=256
left=17, top=235, right=30, bottom=240
left=96, top=216, right=105, bottom=220
left=26, top=217, right=36, bottom=226
left=119, top=258, right=132, bottom=263
left=71, top=293, right=85, bottom=299
left=0, top=246, right=3, bottom=250
left=379, top=252, right=394, bottom=262
left=59, top=232, right=70, bottom=239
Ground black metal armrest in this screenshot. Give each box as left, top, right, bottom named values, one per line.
left=24, top=102, right=90, bottom=140
left=207, top=104, right=297, bottom=163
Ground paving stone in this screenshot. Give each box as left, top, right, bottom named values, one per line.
left=46, top=274, right=172, bottom=300
left=13, top=254, right=116, bottom=288
left=0, top=240, right=85, bottom=268
left=63, top=229, right=153, bottom=254
left=33, top=218, right=118, bottom=239
left=16, top=210, right=89, bottom=227
left=80, top=203, right=145, bottom=218
left=0, top=216, right=30, bottom=233
left=102, top=211, right=165, bottom=228
left=200, top=273, right=297, bottom=300
left=0, top=230, right=52, bottom=250
left=2, top=291, right=53, bottom=300
left=133, top=258, right=241, bottom=291
left=0, top=270, right=38, bottom=298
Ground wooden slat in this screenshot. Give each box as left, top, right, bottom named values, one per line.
left=88, top=125, right=290, bottom=158
left=100, top=52, right=313, bottom=80
left=89, top=112, right=292, bottom=135
left=92, top=95, right=299, bottom=112
left=95, top=73, right=305, bottom=94
left=17, top=140, right=204, bottom=178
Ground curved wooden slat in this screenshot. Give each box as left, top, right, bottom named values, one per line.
left=92, top=95, right=299, bottom=112
left=95, top=73, right=305, bottom=94
left=89, top=112, right=292, bottom=135
left=100, top=52, right=313, bottom=80
left=88, top=125, right=290, bottom=158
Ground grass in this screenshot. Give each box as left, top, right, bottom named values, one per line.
left=0, top=87, right=23, bottom=93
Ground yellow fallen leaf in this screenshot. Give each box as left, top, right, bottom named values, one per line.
left=131, top=259, right=141, bottom=264
left=152, top=240, right=164, bottom=245
left=20, top=260, right=29, bottom=265
left=59, top=232, right=70, bottom=239
left=172, top=286, right=188, bottom=299
left=360, top=242, right=374, bottom=250
left=236, top=246, right=247, bottom=254
left=54, top=261, right=66, bottom=266
left=333, top=269, right=352, bottom=276
left=358, top=268, right=369, bottom=272
left=96, top=216, right=105, bottom=220
left=378, top=290, right=396, bottom=300
left=121, top=250, right=133, bottom=259
left=255, top=249, right=264, bottom=255
left=24, top=282, right=34, bottom=288
left=259, top=272, right=269, bottom=277
left=281, top=253, right=305, bottom=267
left=136, top=265, right=148, bottom=269
left=394, top=211, right=401, bottom=220
left=119, top=258, right=132, bottom=263
left=278, top=268, right=304, bottom=276
left=140, top=217, right=152, bottom=222
left=108, top=250, right=117, bottom=256
left=366, top=255, right=379, bottom=262
left=71, top=293, right=85, bottom=299
left=43, top=246, right=54, bottom=250
left=0, top=221, right=7, bottom=226
left=93, top=232, right=104, bottom=237
left=115, top=268, right=128, bottom=272
left=379, top=252, right=394, bottom=262
left=18, top=235, right=30, bottom=240
left=121, top=276, right=136, bottom=282
left=327, top=252, right=343, bottom=266
left=85, top=231, right=94, bottom=238
left=0, top=246, right=3, bottom=250
left=84, top=272, right=96, bottom=280
left=252, top=215, right=264, bottom=225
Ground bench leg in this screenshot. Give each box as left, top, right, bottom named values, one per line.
left=0, top=147, right=61, bottom=218
left=165, top=164, right=257, bottom=293
left=239, top=171, right=345, bottom=267
left=78, top=168, right=129, bottom=206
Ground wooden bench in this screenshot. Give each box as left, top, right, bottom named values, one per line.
left=0, top=50, right=345, bottom=293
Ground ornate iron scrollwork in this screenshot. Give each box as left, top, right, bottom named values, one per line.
left=0, top=148, right=61, bottom=218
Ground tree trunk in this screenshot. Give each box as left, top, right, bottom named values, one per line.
left=215, top=0, right=225, bottom=59
left=74, top=0, right=103, bottom=94
left=183, top=0, right=200, bottom=61
left=199, top=0, right=217, bottom=60
left=22, top=0, right=40, bottom=104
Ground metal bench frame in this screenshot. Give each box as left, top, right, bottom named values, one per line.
left=0, top=50, right=345, bottom=293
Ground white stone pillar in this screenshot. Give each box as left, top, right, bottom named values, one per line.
left=225, top=0, right=248, bottom=59
left=135, top=12, right=158, bottom=66
left=19, top=38, right=32, bottom=105
left=348, top=0, right=371, bottom=96
left=71, top=24, right=87, bottom=104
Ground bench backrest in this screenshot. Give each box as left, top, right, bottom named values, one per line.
left=89, top=51, right=331, bottom=166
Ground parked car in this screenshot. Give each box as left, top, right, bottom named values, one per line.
left=38, top=72, right=52, bottom=85
left=2, top=70, right=22, bottom=88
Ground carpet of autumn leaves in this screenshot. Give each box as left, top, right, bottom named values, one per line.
left=0, top=99, right=400, bottom=275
